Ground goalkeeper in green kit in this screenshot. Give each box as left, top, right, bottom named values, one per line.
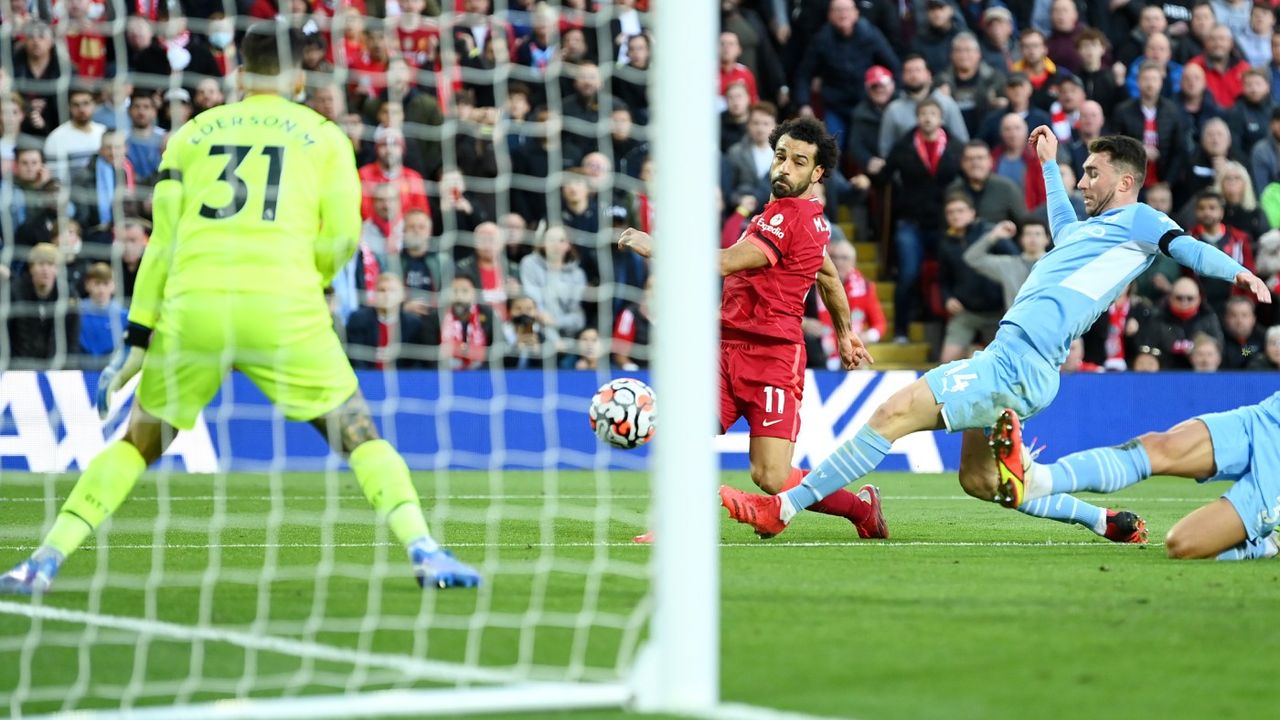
left=1, top=22, right=479, bottom=595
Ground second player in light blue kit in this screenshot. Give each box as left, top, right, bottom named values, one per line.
left=1015, top=391, right=1280, bottom=560
left=719, top=129, right=1272, bottom=541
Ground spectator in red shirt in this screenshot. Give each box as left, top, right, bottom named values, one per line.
left=719, top=31, right=759, bottom=106
left=350, top=26, right=392, bottom=101
left=612, top=277, right=653, bottom=370
left=396, top=0, right=440, bottom=71
left=358, top=126, right=430, bottom=224
left=1188, top=24, right=1250, bottom=108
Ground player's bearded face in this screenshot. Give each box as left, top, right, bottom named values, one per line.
left=770, top=137, right=821, bottom=199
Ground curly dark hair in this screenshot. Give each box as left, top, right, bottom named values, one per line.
left=768, top=117, right=839, bottom=182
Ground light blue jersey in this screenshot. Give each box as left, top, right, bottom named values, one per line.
left=1197, top=391, right=1280, bottom=540
left=1002, top=160, right=1248, bottom=366
left=924, top=159, right=1248, bottom=431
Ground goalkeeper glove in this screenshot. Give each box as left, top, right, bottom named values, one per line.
left=96, top=322, right=152, bottom=420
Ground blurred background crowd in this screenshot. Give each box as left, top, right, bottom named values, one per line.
left=3, top=0, right=1279, bottom=375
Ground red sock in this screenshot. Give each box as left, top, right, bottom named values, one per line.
left=781, top=468, right=871, bottom=525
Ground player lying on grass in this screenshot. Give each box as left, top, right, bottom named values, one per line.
left=720, top=129, right=1272, bottom=542
left=618, top=117, right=886, bottom=541
left=995, top=391, right=1280, bottom=560
left=0, top=22, right=479, bottom=596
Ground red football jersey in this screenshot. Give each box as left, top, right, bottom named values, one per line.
left=722, top=195, right=830, bottom=345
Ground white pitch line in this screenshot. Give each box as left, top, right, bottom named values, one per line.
left=0, top=600, right=516, bottom=685
left=0, top=539, right=1147, bottom=552
left=0, top=494, right=1213, bottom=503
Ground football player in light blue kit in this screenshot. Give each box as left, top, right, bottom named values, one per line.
left=1020, top=391, right=1280, bottom=560
left=718, top=129, right=1273, bottom=541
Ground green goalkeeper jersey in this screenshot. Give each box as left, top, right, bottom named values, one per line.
left=128, top=94, right=362, bottom=330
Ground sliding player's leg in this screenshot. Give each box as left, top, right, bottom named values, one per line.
left=990, top=409, right=1146, bottom=543
left=238, top=315, right=479, bottom=589
left=1160, top=399, right=1280, bottom=560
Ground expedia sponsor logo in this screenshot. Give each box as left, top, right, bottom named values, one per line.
left=755, top=216, right=785, bottom=239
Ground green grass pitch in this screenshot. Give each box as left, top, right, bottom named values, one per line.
left=0, top=470, right=1276, bottom=720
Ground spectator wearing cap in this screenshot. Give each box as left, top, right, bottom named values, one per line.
left=726, top=102, right=777, bottom=211
left=912, top=0, right=966, bottom=75
left=947, top=139, right=1026, bottom=224
left=358, top=126, right=430, bottom=226
left=849, top=66, right=896, bottom=175
left=878, top=54, right=969, bottom=158
left=979, top=6, right=1016, bottom=72
left=8, top=242, right=80, bottom=365
left=1226, top=67, right=1273, bottom=155
left=1126, top=32, right=1184, bottom=100
left=1011, top=28, right=1056, bottom=91
left=977, top=73, right=1052, bottom=146
left=1112, top=62, right=1191, bottom=190
left=162, top=88, right=193, bottom=131
left=1047, top=72, right=1086, bottom=140
left=1045, top=0, right=1086, bottom=74
left=1188, top=24, right=1251, bottom=108
left=77, top=261, right=127, bottom=360
left=1074, top=29, right=1122, bottom=113
left=1237, top=1, right=1274, bottom=68
left=361, top=58, right=445, bottom=180
left=1178, top=62, right=1227, bottom=138
left=793, top=0, right=900, bottom=152
left=936, top=32, right=1004, bottom=137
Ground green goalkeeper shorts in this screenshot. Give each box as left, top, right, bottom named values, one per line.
left=135, top=293, right=358, bottom=430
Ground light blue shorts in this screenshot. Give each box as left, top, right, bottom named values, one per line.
left=1197, top=392, right=1280, bottom=541
left=923, top=324, right=1061, bottom=432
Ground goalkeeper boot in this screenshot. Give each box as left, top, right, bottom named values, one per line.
left=718, top=486, right=787, bottom=538
left=410, top=543, right=481, bottom=589
left=0, top=552, right=62, bottom=596
left=990, top=408, right=1029, bottom=508
left=854, top=485, right=889, bottom=540
left=1103, top=510, right=1149, bottom=544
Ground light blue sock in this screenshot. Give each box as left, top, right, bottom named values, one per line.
left=1041, top=440, right=1153, bottom=495
left=782, top=425, right=891, bottom=517
left=1216, top=536, right=1279, bottom=561
left=1017, top=493, right=1107, bottom=535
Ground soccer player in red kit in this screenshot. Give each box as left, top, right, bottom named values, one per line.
left=619, top=117, right=888, bottom=540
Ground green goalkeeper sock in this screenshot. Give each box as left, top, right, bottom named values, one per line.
left=349, top=439, right=434, bottom=549
left=44, top=441, right=148, bottom=557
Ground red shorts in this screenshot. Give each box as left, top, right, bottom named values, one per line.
left=719, top=340, right=805, bottom=440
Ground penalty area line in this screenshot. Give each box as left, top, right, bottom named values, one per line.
left=0, top=540, right=1148, bottom=551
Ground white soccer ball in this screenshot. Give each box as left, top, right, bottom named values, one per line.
left=589, top=378, right=657, bottom=449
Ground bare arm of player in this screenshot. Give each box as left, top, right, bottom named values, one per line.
left=815, top=255, right=874, bottom=369
left=618, top=226, right=772, bottom=277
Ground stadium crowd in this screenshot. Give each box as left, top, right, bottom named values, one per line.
left=3, top=0, right=1280, bottom=374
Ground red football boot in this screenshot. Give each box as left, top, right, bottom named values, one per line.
left=718, top=486, right=788, bottom=538
left=1103, top=510, right=1148, bottom=544
left=853, top=485, right=889, bottom=539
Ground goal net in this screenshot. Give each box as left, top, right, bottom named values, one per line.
left=0, top=1, right=721, bottom=717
